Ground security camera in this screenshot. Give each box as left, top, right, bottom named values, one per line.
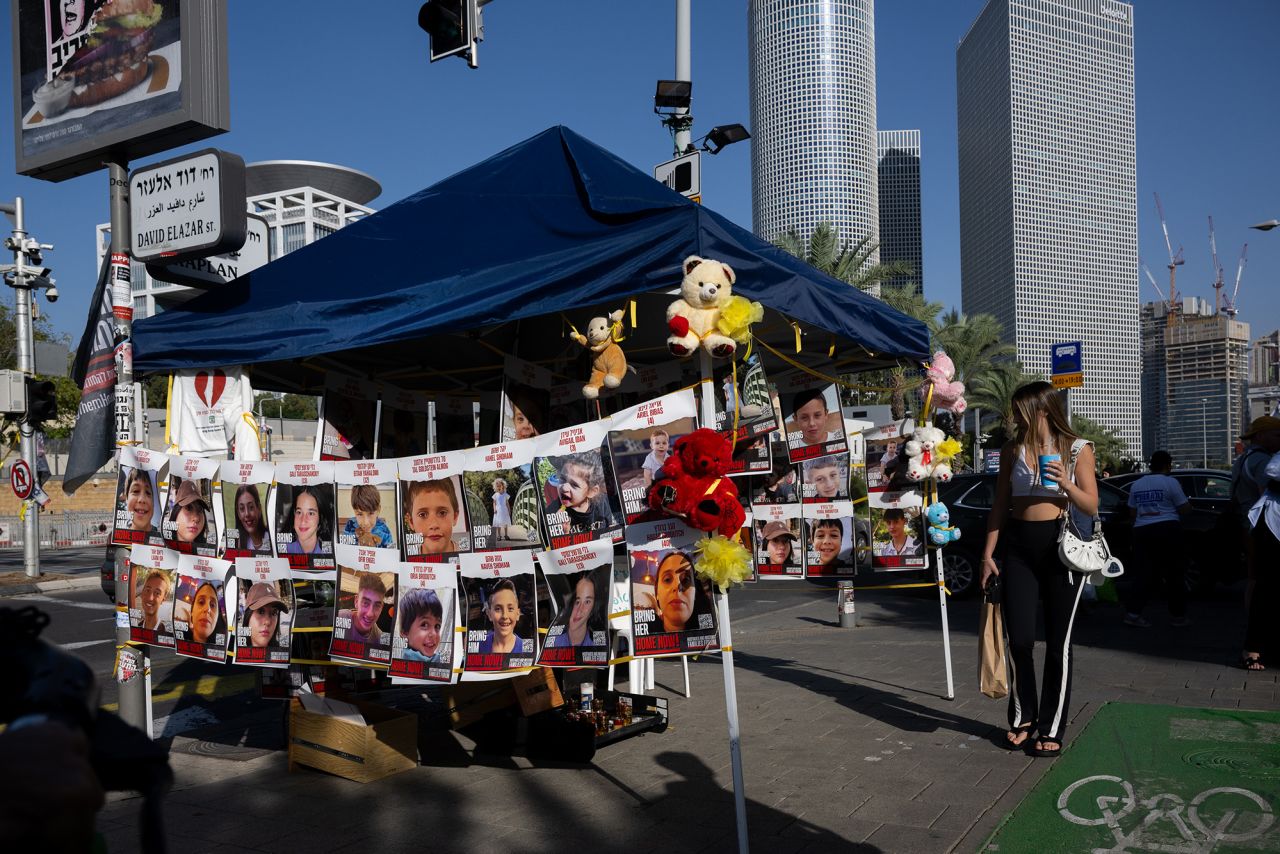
left=44, top=284, right=58, bottom=302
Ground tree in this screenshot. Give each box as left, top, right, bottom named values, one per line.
left=967, top=361, right=1045, bottom=437
left=254, top=393, right=318, bottom=422
left=1071, top=414, right=1131, bottom=474
left=774, top=223, right=914, bottom=294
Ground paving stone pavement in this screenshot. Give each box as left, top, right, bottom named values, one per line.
left=96, top=583, right=1277, bottom=853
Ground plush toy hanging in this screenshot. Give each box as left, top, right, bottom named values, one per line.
left=569, top=308, right=628, bottom=399
left=667, top=256, right=761, bottom=359
left=926, top=502, right=962, bottom=546
left=922, top=351, right=967, bottom=415
left=645, top=428, right=746, bottom=537
left=904, top=424, right=955, bottom=483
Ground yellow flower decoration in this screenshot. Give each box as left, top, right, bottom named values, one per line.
left=693, top=534, right=753, bottom=593
left=936, top=437, right=962, bottom=461
left=716, top=296, right=764, bottom=344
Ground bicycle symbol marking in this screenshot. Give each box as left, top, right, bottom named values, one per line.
left=1057, top=775, right=1275, bottom=852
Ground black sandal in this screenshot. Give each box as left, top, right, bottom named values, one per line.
left=1003, top=726, right=1034, bottom=750
left=1029, top=738, right=1063, bottom=758
left=1241, top=654, right=1265, bottom=672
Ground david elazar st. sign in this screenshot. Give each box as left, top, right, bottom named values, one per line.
left=129, top=148, right=246, bottom=264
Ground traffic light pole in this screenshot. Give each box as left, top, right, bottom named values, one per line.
left=3, top=198, right=41, bottom=578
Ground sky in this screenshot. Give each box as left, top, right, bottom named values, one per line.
left=2, top=0, right=1278, bottom=348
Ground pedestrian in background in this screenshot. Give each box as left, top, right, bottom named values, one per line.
left=1121, top=451, right=1191, bottom=629
left=1235, top=416, right=1280, bottom=670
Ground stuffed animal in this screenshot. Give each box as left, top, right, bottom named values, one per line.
left=904, top=424, right=954, bottom=483
left=922, top=351, right=967, bottom=416
left=646, top=428, right=746, bottom=537
left=570, top=309, right=627, bottom=399
left=926, top=502, right=961, bottom=546
left=667, top=256, right=741, bottom=359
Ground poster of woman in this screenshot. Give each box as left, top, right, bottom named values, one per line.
left=273, top=462, right=337, bottom=571
left=754, top=506, right=805, bottom=579
left=463, top=437, right=543, bottom=551
left=172, top=554, right=231, bottom=663
left=535, top=538, right=613, bottom=667
left=608, top=389, right=698, bottom=522
left=399, top=450, right=471, bottom=563
left=460, top=550, right=538, bottom=675
left=775, top=370, right=849, bottom=464
left=627, top=519, right=719, bottom=657
left=234, top=557, right=294, bottom=668
left=218, top=459, right=274, bottom=559
left=162, top=455, right=219, bottom=557
left=389, top=561, right=459, bottom=683
left=329, top=545, right=398, bottom=666
left=128, top=545, right=178, bottom=647
left=112, top=446, right=166, bottom=547
left=531, top=420, right=624, bottom=549
left=335, top=460, right=399, bottom=551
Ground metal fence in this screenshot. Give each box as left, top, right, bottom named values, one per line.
left=0, top=510, right=112, bottom=548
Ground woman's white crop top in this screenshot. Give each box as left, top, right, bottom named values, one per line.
left=1009, top=445, right=1079, bottom=498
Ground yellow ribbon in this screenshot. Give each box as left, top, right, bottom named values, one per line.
left=752, top=337, right=901, bottom=392
left=792, top=322, right=802, bottom=353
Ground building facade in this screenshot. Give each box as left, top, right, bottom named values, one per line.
left=877, top=130, right=923, bottom=294
left=1162, top=311, right=1250, bottom=469
left=957, top=0, right=1141, bottom=454
left=98, top=161, right=380, bottom=319
left=1248, top=329, right=1280, bottom=420
left=748, top=0, right=880, bottom=273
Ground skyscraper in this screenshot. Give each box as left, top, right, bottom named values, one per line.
left=957, top=0, right=1140, bottom=454
left=749, top=0, right=879, bottom=266
left=877, top=130, right=923, bottom=293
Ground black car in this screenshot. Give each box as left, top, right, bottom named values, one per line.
left=931, top=472, right=1243, bottom=597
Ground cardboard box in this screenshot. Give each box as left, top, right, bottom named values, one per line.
left=288, top=698, right=418, bottom=783
left=513, top=667, right=564, bottom=716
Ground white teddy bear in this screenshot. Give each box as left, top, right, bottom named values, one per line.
left=904, top=425, right=953, bottom=483
left=666, top=255, right=739, bottom=358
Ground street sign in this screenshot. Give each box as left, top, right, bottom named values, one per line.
left=129, top=149, right=248, bottom=264
left=1051, top=341, right=1083, bottom=390
left=654, top=151, right=701, bottom=199
left=10, top=459, right=33, bottom=500
left=148, top=213, right=270, bottom=289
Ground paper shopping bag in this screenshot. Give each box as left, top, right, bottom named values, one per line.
left=979, top=598, right=1009, bottom=699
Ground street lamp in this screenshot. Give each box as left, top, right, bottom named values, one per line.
left=1201, top=397, right=1208, bottom=468
left=699, top=124, right=751, bottom=155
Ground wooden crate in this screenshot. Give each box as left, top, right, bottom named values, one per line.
left=288, top=698, right=418, bottom=783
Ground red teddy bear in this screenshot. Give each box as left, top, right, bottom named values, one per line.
left=645, top=428, right=746, bottom=537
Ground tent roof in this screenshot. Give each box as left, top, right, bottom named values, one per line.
left=132, top=126, right=929, bottom=391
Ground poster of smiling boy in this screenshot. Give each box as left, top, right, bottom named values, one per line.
left=800, top=452, right=850, bottom=504
left=463, top=437, right=543, bottom=551
left=162, top=455, right=220, bottom=557
left=389, top=561, right=459, bottom=683
left=273, top=462, right=336, bottom=571
left=173, top=554, right=232, bottom=663
left=329, top=545, right=398, bottom=666
left=627, top=518, right=719, bottom=657
left=112, top=446, right=167, bottom=547
left=233, top=557, right=294, bottom=668
left=534, top=421, right=624, bottom=548
left=218, top=459, right=274, bottom=559
left=398, top=450, right=471, bottom=563
left=607, top=389, right=699, bottom=522
left=128, top=544, right=178, bottom=647
left=335, top=460, right=398, bottom=551
left=460, top=550, right=538, bottom=675
left=775, top=370, right=848, bottom=463
left=802, top=501, right=857, bottom=578
left=535, top=538, right=613, bottom=667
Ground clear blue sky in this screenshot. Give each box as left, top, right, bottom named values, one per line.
left=3, top=0, right=1277, bottom=348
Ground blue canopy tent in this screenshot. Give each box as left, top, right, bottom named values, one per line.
left=132, top=126, right=929, bottom=391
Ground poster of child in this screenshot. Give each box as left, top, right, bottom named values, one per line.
left=802, top=502, right=856, bottom=578
left=535, top=538, right=613, bottom=667
left=218, top=459, right=274, bottom=559
left=871, top=506, right=927, bottom=570
left=112, top=446, right=166, bottom=547
left=172, top=554, right=232, bottom=663
left=499, top=357, right=555, bottom=442
left=318, top=375, right=378, bottom=461
left=801, top=452, right=850, bottom=504
left=273, top=462, right=337, bottom=571
left=128, top=545, right=178, bottom=647
left=234, top=557, right=294, bottom=668
left=377, top=384, right=430, bottom=458
left=399, top=450, right=471, bottom=561
left=390, top=561, right=459, bottom=683
left=754, top=511, right=805, bottom=579
left=329, top=545, right=398, bottom=666
left=460, top=550, right=539, bottom=675
left=463, top=438, right=543, bottom=551
left=775, top=370, right=848, bottom=463
left=534, top=421, right=623, bottom=549
left=607, top=389, right=698, bottom=522
left=162, top=455, right=220, bottom=557
left=335, top=460, right=398, bottom=551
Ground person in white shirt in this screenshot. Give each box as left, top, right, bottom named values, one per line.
left=1122, top=451, right=1191, bottom=629
left=874, top=508, right=920, bottom=557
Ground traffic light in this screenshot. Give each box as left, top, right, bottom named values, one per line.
left=419, top=1, right=476, bottom=62
left=26, top=377, right=57, bottom=424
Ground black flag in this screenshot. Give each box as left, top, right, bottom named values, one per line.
left=64, top=258, right=115, bottom=493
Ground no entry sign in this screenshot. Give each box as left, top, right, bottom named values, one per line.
left=10, top=459, right=33, bottom=500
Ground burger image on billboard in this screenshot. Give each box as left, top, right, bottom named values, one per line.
left=63, top=0, right=164, bottom=110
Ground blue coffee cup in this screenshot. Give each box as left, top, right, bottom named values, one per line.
left=1038, top=454, right=1061, bottom=491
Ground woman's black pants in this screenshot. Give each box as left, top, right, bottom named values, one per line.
left=1001, top=518, right=1087, bottom=743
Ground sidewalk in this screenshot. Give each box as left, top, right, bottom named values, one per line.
left=0, top=545, right=104, bottom=596
left=95, top=583, right=1275, bottom=853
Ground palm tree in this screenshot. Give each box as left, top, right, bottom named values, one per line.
left=873, top=284, right=944, bottom=418
left=967, top=361, right=1044, bottom=438
left=1070, top=414, right=1129, bottom=473
left=774, top=223, right=914, bottom=294
left=933, top=309, right=1016, bottom=437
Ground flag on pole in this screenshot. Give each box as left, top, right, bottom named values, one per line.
left=64, top=258, right=116, bottom=493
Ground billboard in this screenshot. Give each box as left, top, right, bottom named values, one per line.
left=10, top=0, right=229, bottom=182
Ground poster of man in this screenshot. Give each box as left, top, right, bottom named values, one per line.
left=463, top=438, right=543, bottom=551
left=607, top=390, right=698, bottom=522
left=218, top=459, right=274, bottom=559
left=234, top=557, right=294, bottom=668
left=775, top=370, right=848, bottom=463
left=871, top=507, right=927, bottom=570
left=318, top=376, right=378, bottom=461
left=627, top=519, right=719, bottom=657
left=802, top=502, right=857, bottom=578
left=161, top=454, right=219, bottom=556
left=377, top=384, right=430, bottom=458
left=400, top=450, right=471, bottom=562
left=273, top=462, right=336, bottom=571
left=535, top=538, right=613, bottom=667
left=172, top=554, right=231, bottom=663
left=329, top=545, right=397, bottom=666
left=128, top=544, right=177, bottom=647
left=801, top=453, right=850, bottom=504
left=335, top=460, right=398, bottom=551
left=112, top=446, right=166, bottom=547
left=390, top=562, right=458, bottom=683
left=533, top=423, right=623, bottom=548
left=460, top=550, right=538, bottom=674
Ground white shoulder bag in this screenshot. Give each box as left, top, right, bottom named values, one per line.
left=1057, top=439, right=1123, bottom=579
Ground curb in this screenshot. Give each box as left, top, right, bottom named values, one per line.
left=0, top=575, right=101, bottom=598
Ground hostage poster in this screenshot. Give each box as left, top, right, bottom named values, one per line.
left=128, top=544, right=177, bottom=647
left=218, top=459, right=274, bottom=559
left=172, top=554, right=231, bottom=663
left=463, top=437, right=543, bottom=551
left=607, top=389, right=698, bottom=522
left=802, top=501, right=857, bottom=578
left=710, top=352, right=777, bottom=474
left=335, top=460, right=399, bottom=551
left=111, top=445, right=166, bottom=547
left=499, top=355, right=553, bottom=442
left=533, top=421, right=624, bottom=548
left=535, top=538, right=613, bottom=667
left=233, top=557, right=294, bottom=668
left=460, top=550, right=538, bottom=675
left=398, top=450, right=471, bottom=563
left=775, top=370, right=848, bottom=463
left=377, top=384, right=430, bottom=458
left=754, top=502, right=805, bottom=579
left=627, top=519, right=719, bottom=657
left=162, top=454, right=219, bottom=557
left=389, top=561, right=459, bottom=683
left=329, top=545, right=398, bottom=667
left=318, top=375, right=378, bottom=461
left=273, top=462, right=336, bottom=570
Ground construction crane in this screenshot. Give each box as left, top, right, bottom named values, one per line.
left=1140, top=258, right=1169, bottom=308
left=1208, top=216, right=1225, bottom=314
left=1154, top=192, right=1185, bottom=327
left=1222, top=244, right=1247, bottom=318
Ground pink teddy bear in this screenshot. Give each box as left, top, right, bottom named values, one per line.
left=923, top=351, right=967, bottom=415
